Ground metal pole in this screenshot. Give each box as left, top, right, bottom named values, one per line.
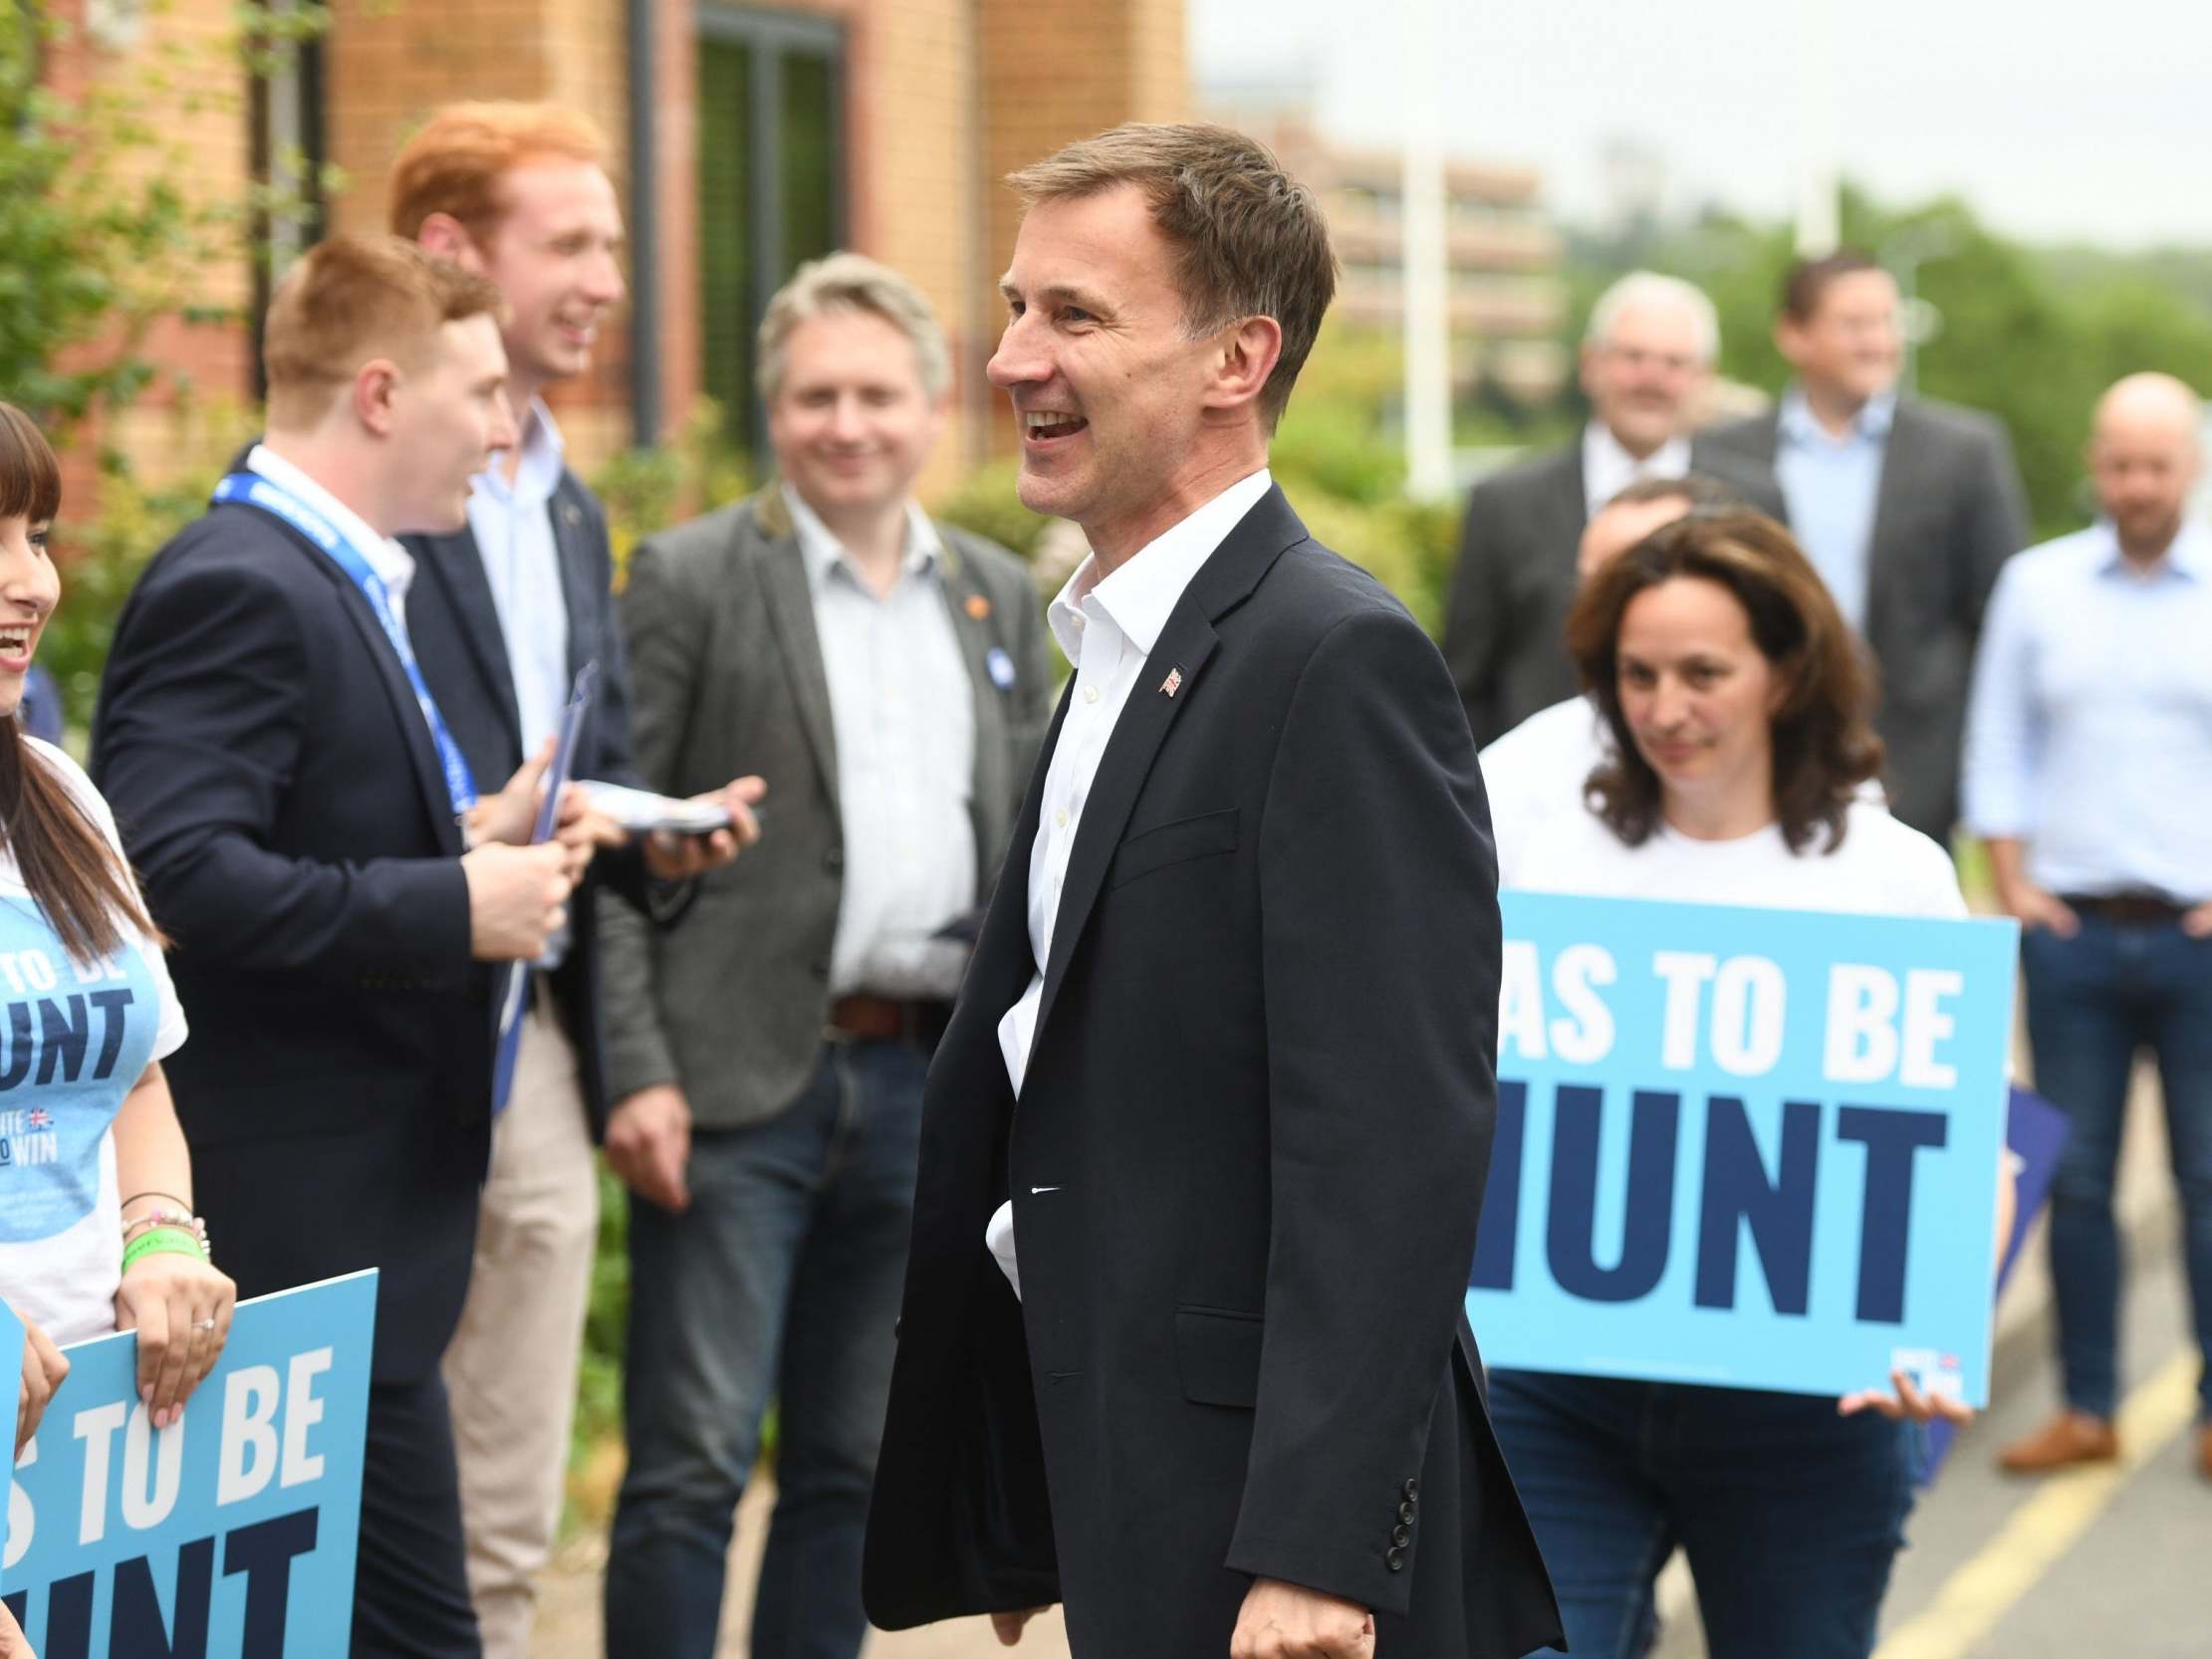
left=1401, top=0, right=1453, bottom=500
left=1795, top=0, right=1840, bottom=257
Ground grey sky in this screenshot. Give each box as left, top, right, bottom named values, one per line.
left=1191, top=0, right=2210, bottom=248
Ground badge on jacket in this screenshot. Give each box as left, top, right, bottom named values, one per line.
left=986, top=645, right=1016, bottom=690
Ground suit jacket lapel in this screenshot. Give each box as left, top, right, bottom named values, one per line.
left=550, top=479, right=598, bottom=686
left=271, top=518, right=466, bottom=854
left=751, top=504, right=842, bottom=815
left=414, top=525, right=523, bottom=760
left=933, top=530, right=1011, bottom=894
left=1030, top=486, right=1307, bottom=1050
left=1862, top=397, right=1920, bottom=634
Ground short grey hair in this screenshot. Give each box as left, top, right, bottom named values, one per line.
left=1584, top=271, right=1720, bottom=365
left=756, top=251, right=951, bottom=402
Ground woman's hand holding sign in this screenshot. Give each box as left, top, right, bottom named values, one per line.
left=16, top=1309, right=67, bottom=1457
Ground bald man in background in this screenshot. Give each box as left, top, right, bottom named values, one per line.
left=1963, top=372, right=2212, bottom=1483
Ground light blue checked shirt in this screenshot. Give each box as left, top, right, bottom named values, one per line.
left=1775, top=387, right=1895, bottom=633
left=1962, top=518, right=2212, bottom=902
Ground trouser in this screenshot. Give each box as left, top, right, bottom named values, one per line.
left=441, top=993, right=600, bottom=1659
left=1487, top=1369, right=1915, bottom=1659
left=355, top=1373, right=483, bottom=1659
left=602, top=1036, right=927, bottom=1659
left=2023, top=914, right=2212, bottom=1420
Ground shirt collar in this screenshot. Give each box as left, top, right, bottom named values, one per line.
left=1582, top=422, right=1689, bottom=504
left=1778, top=386, right=1897, bottom=446
left=471, top=399, right=567, bottom=509
left=783, top=483, right=941, bottom=594
left=244, top=442, right=415, bottom=596
left=2090, top=516, right=2212, bottom=582
left=1047, top=469, right=1273, bottom=663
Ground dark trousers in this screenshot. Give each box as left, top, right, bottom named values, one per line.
left=354, top=1374, right=481, bottom=1659
left=2023, top=915, right=2212, bottom=1419
left=603, top=1037, right=927, bottom=1659
left=1488, top=1369, right=1914, bottom=1659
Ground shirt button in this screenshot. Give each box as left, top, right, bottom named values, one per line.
left=1054, top=808, right=1070, bottom=829
left=1083, top=684, right=1101, bottom=704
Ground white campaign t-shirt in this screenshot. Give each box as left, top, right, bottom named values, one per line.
left=1502, top=792, right=1967, bottom=921
left=0, top=740, right=189, bottom=1347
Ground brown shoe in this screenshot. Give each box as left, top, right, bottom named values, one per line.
left=1998, top=1410, right=2120, bottom=1474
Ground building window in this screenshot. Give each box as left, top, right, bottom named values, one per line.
left=248, top=23, right=328, bottom=400
left=697, top=5, right=845, bottom=458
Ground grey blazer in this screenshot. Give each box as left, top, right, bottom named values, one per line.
left=1440, top=436, right=1789, bottom=747
left=598, top=488, right=1056, bottom=1130
left=1700, top=396, right=2028, bottom=840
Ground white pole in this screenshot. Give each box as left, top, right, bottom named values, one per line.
left=1401, top=0, right=1453, bottom=500
left=1795, top=0, right=1841, bottom=257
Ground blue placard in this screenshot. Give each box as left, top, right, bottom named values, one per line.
left=0, top=1299, right=20, bottom=1548
left=1468, top=893, right=2017, bottom=1404
left=3, top=1272, right=375, bottom=1656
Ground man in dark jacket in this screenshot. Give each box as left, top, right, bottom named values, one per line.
left=862, top=122, right=1561, bottom=1659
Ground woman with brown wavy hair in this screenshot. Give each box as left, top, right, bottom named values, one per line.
left=0, top=402, right=231, bottom=1476
left=1484, top=508, right=1990, bottom=1659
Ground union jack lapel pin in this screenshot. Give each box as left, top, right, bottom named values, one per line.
left=1159, top=665, right=1184, bottom=698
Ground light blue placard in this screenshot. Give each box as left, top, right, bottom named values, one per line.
left=3, top=1271, right=375, bottom=1657
left=1467, top=893, right=2016, bottom=1405
left=0, top=1299, right=20, bottom=1557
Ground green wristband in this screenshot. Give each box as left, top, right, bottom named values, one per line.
left=121, top=1226, right=206, bottom=1273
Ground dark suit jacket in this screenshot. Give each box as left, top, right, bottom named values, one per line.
left=1441, top=434, right=1789, bottom=746
left=404, top=467, right=651, bottom=1137
left=1700, top=396, right=2029, bottom=838
left=91, top=502, right=490, bottom=1383
left=862, top=488, right=1561, bottom=1658
left=598, top=487, right=1055, bottom=1131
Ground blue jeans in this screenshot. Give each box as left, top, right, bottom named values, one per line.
left=1488, top=1370, right=1915, bottom=1659
left=603, top=1038, right=926, bottom=1659
left=2023, top=915, right=2212, bottom=1420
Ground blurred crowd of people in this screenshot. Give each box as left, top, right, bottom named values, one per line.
left=1, top=99, right=2206, bottom=1659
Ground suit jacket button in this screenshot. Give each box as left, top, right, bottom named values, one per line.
left=1398, top=1500, right=1416, bottom=1524
left=1385, top=1546, right=1405, bottom=1572
left=1391, top=1525, right=1411, bottom=1547
left=811, top=961, right=829, bottom=981
left=1402, top=1478, right=1419, bottom=1501
left=824, top=845, right=844, bottom=872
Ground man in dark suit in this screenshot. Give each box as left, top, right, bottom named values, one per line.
left=91, top=236, right=580, bottom=1659
left=1701, top=250, right=2029, bottom=841
left=596, top=253, right=1054, bottom=1659
left=388, top=102, right=759, bottom=1659
left=861, top=123, right=1559, bottom=1659
left=1443, top=270, right=1788, bottom=746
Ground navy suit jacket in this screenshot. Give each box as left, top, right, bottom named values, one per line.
left=404, top=467, right=653, bottom=1136
left=92, top=501, right=492, bottom=1382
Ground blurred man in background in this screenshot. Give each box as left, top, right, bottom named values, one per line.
left=1442, top=270, right=1786, bottom=746
left=1705, top=251, right=2029, bottom=842
left=1963, top=371, right=2212, bottom=1484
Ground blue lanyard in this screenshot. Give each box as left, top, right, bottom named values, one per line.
left=213, top=472, right=479, bottom=815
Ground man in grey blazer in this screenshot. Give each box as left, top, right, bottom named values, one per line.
left=1442, top=271, right=1788, bottom=747
left=597, top=254, right=1054, bottom=1659
left=1701, top=250, right=2029, bottom=842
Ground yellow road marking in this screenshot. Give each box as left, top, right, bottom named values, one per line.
left=1871, top=1351, right=2200, bottom=1659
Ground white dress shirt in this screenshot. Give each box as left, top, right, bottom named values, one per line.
left=467, top=400, right=573, bottom=757
left=985, top=467, right=1274, bottom=1297
left=245, top=443, right=416, bottom=623
left=787, top=487, right=979, bottom=1000
left=1582, top=421, right=1690, bottom=519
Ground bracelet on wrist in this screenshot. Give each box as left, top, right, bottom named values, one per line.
left=123, top=1206, right=211, bottom=1257
left=122, top=1225, right=209, bottom=1274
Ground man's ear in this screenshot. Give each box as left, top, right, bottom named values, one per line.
left=416, top=212, right=486, bottom=272
left=1774, top=315, right=1807, bottom=371
left=354, top=359, right=402, bottom=438
left=1203, top=315, right=1284, bottom=415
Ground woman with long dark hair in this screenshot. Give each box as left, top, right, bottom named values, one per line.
left=0, top=401, right=230, bottom=1450
left=1487, top=508, right=1995, bottom=1659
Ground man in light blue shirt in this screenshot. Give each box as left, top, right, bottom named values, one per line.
left=1963, top=371, right=2212, bottom=1483
left=1774, top=385, right=1893, bottom=636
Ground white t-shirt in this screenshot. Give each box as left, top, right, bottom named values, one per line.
left=0, top=740, right=189, bottom=1347
left=1501, top=791, right=1967, bottom=921
left=1481, top=697, right=1609, bottom=884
